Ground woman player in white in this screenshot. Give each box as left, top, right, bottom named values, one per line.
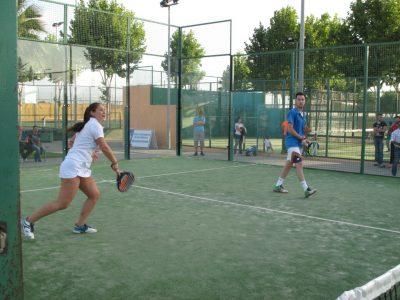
left=22, top=102, right=121, bottom=239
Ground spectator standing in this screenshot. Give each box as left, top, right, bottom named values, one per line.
left=390, top=126, right=400, bottom=176
left=264, top=136, right=274, bottom=153
left=234, top=117, right=245, bottom=154
left=372, top=114, right=387, bottom=168
left=193, top=107, right=206, bottom=156
left=388, top=115, right=400, bottom=165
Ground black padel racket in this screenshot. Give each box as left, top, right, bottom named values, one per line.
left=116, top=171, right=135, bottom=192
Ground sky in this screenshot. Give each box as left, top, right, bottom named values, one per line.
left=62, top=0, right=354, bottom=54
left=33, top=0, right=355, bottom=87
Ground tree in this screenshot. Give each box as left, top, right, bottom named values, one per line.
left=348, top=0, right=400, bottom=43
left=17, top=57, right=44, bottom=123
left=221, top=54, right=251, bottom=91
left=17, top=0, right=46, bottom=122
left=161, top=30, right=205, bottom=88
left=348, top=0, right=400, bottom=101
left=69, top=0, right=146, bottom=105
left=18, top=0, right=46, bottom=39
left=302, top=13, right=355, bottom=90
left=244, top=7, right=299, bottom=90
left=243, top=7, right=356, bottom=91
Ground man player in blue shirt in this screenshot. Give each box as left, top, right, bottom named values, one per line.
left=273, top=92, right=317, bottom=198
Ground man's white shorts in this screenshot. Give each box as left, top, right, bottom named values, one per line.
left=286, top=147, right=302, bottom=161
left=59, top=158, right=91, bottom=179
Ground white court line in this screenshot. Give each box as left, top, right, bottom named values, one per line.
left=138, top=165, right=254, bottom=179
left=20, top=168, right=53, bottom=173
left=135, top=185, right=400, bottom=235
left=20, top=164, right=255, bottom=193
left=21, top=180, right=110, bottom=193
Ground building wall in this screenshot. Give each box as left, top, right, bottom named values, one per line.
left=128, top=85, right=176, bottom=149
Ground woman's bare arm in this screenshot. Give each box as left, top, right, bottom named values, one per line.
left=96, top=137, right=120, bottom=173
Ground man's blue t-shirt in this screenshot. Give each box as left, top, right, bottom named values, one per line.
left=285, top=108, right=306, bottom=148
left=193, top=116, right=206, bottom=132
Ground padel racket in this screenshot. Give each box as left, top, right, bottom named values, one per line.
left=291, top=151, right=303, bottom=163
left=116, top=171, right=135, bottom=192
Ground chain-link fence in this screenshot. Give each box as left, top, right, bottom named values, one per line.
left=229, top=44, right=400, bottom=177
left=17, top=0, right=182, bottom=163
left=17, top=0, right=400, bottom=176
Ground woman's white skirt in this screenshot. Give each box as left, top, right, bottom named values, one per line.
left=59, top=158, right=91, bottom=179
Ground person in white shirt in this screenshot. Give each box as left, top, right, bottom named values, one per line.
left=234, top=117, right=245, bottom=154
left=390, top=127, right=400, bottom=176
left=21, top=103, right=121, bottom=239
left=264, top=136, right=273, bottom=153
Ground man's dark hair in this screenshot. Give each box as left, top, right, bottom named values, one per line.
left=295, top=92, right=306, bottom=98
left=33, top=125, right=38, bottom=129
left=377, top=113, right=383, bottom=117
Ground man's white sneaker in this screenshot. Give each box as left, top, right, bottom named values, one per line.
left=73, top=224, right=98, bottom=234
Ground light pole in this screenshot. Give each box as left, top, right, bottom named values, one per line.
left=52, top=21, right=63, bottom=41
left=298, top=0, right=305, bottom=92
left=161, top=0, right=179, bottom=150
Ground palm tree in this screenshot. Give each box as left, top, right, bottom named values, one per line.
left=18, top=0, right=46, bottom=39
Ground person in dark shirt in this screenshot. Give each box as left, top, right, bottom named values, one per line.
left=18, top=126, right=31, bottom=161
left=27, top=125, right=43, bottom=162
left=372, top=114, right=387, bottom=168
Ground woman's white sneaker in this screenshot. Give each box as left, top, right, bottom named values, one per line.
left=21, top=218, right=35, bottom=240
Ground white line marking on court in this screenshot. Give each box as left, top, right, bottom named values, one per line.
left=138, top=165, right=255, bottom=179
left=20, top=164, right=255, bottom=193
left=135, top=185, right=400, bottom=235
left=20, top=168, right=53, bottom=173
left=21, top=180, right=109, bottom=193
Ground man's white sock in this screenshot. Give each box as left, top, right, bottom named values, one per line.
left=276, top=177, right=284, bottom=186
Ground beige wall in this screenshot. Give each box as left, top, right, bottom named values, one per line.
left=20, top=103, right=123, bottom=123
left=127, top=85, right=176, bottom=149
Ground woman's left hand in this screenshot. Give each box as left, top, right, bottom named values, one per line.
left=92, top=150, right=100, bottom=162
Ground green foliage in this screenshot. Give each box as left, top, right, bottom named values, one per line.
left=347, top=0, right=400, bottom=93
left=17, top=0, right=46, bottom=39
left=244, top=7, right=298, bottom=90
left=306, top=13, right=353, bottom=48
left=161, top=30, right=205, bottom=87
left=69, top=0, right=146, bottom=102
left=18, top=57, right=37, bottom=84
left=348, top=0, right=400, bottom=43
left=221, top=54, right=251, bottom=90
left=380, top=91, right=400, bottom=112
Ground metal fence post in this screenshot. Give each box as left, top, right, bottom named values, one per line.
left=281, top=80, right=286, bottom=153
left=124, top=16, right=131, bottom=160
left=360, top=45, right=369, bottom=174
left=377, top=77, right=381, bottom=113
left=62, top=5, right=69, bottom=158
left=228, top=21, right=234, bottom=161
left=176, top=27, right=182, bottom=156
left=290, top=51, right=295, bottom=108
left=0, top=0, right=23, bottom=298
left=228, top=54, right=234, bottom=161
left=325, top=79, right=330, bottom=157
left=344, top=92, right=348, bottom=143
